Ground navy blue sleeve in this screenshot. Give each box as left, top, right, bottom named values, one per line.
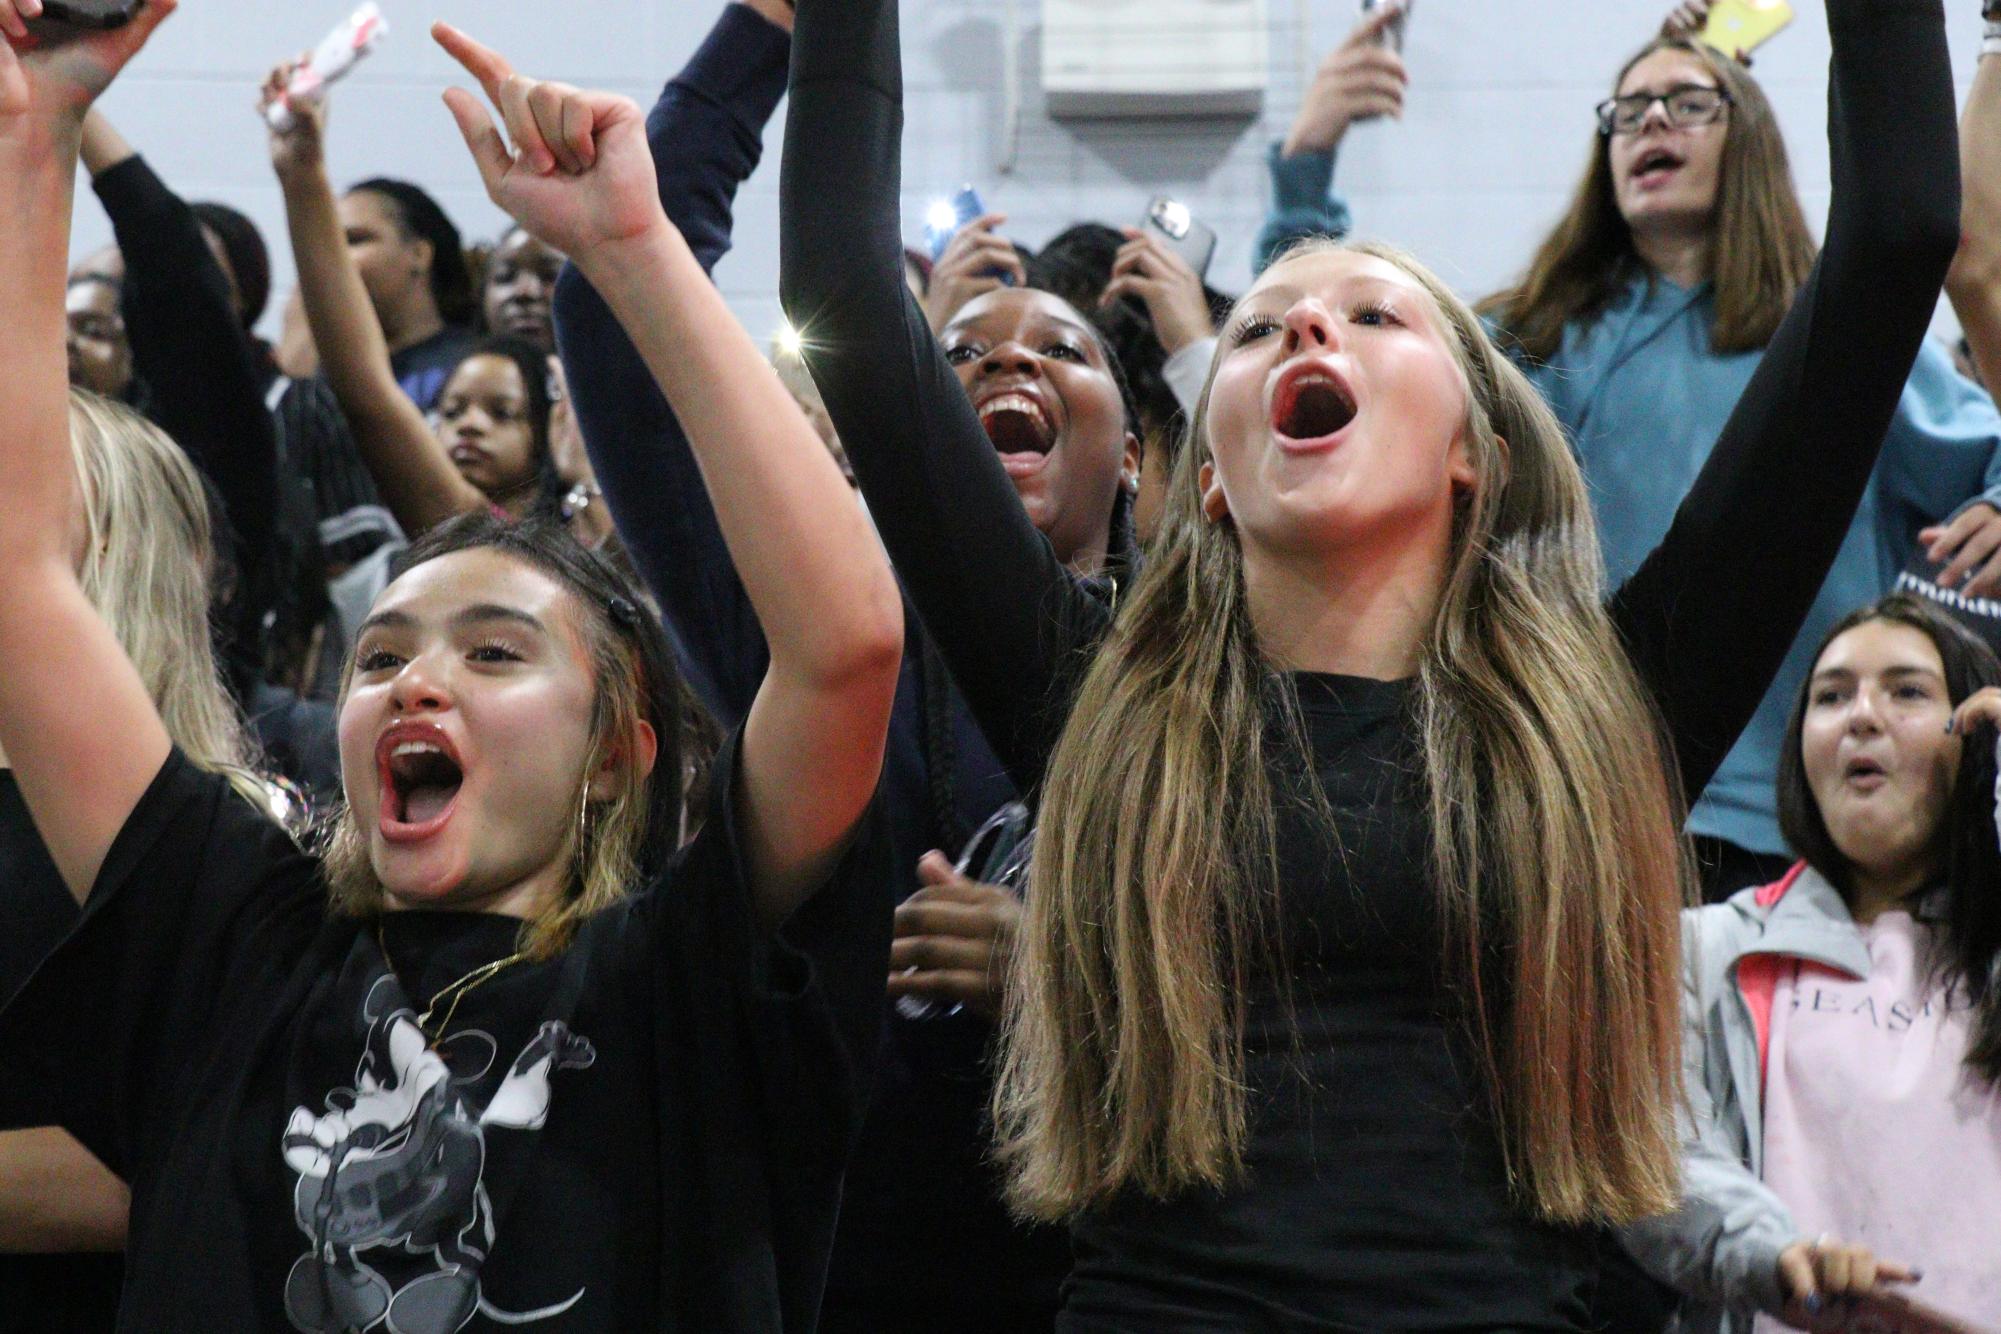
left=553, top=4, right=792, bottom=725
left=1608, top=0, right=1961, bottom=805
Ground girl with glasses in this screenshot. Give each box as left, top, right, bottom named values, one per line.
left=1484, top=4, right=2001, bottom=906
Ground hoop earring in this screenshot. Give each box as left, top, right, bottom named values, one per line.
left=573, top=780, right=596, bottom=888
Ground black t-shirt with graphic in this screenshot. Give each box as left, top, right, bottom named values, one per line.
left=0, top=735, right=890, bottom=1332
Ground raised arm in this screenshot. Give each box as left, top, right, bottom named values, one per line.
left=0, top=1, right=176, bottom=899
left=782, top=0, right=1108, bottom=790
left=438, top=25, right=902, bottom=927
left=1608, top=0, right=1961, bottom=804
left=1253, top=4, right=1398, bottom=274
left=262, top=70, right=485, bottom=538
left=553, top=0, right=792, bottom=724
left=1949, top=30, right=2001, bottom=399
left=79, top=109, right=281, bottom=703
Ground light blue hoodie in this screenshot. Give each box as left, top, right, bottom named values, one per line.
left=1521, top=273, right=2001, bottom=855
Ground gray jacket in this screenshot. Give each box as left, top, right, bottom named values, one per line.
left=1620, top=864, right=1874, bottom=1334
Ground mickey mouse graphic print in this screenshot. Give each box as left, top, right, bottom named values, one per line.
left=0, top=741, right=892, bottom=1331
left=281, top=973, right=595, bottom=1334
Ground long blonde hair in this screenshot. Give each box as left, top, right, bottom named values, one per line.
left=67, top=390, right=264, bottom=798
left=1480, top=38, right=1816, bottom=363
left=995, top=240, right=1691, bottom=1227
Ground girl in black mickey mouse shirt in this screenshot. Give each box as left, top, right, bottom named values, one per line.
left=0, top=5, right=904, bottom=1330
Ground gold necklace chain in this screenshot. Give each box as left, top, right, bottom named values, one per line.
left=377, top=922, right=532, bottom=1042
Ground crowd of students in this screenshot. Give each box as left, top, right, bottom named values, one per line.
left=1, top=0, right=1999, bottom=1330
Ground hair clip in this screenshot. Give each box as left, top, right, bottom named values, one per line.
left=606, top=596, right=642, bottom=631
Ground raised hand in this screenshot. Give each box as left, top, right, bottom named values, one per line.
left=1949, top=685, right=2001, bottom=737
left=433, top=23, right=665, bottom=263
left=1102, top=226, right=1214, bottom=356
left=1281, top=2, right=1407, bottom=158
left=0, top=0, right=177, bottom=127
left=1662, top=0, right=1710, bottom=41
left=1662, top=0, right=1752, bottom=66
left=923, top=211, right=1025, bottom=333
left=258, top=59, right=325, bottom=179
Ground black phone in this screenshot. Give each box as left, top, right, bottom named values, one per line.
left=1141, top=196, right=1218, bottom=281
left=25, top=0, right=141, bottom=40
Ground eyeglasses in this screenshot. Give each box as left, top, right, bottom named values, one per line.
left=1595, top=84, right=1732, bottom=137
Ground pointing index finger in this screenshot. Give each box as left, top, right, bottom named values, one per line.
left=432, top=21, right=514, bottom=101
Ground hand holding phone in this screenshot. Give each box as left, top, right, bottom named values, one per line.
left=1, top=0, right=173, bottom=120
left=1360, top=0, right=1411, bottom=54
left=1285, top=6, right=1408, bottom=157
left=922, top=192, right=1024, bottom=332
left=1105, top=221, right=1217, bottom=357
left=1140, top=197, right=1217, bottom=281
left=1697, top=0, right=1793, bottom=61
left=21, top=0, right=139, bottom=43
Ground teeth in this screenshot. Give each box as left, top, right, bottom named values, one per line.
left=1285, top=371, right=1355, bottom=409
left=979, top=393, right=1049, bottom=431
left=391, top=741, right=443, bottom=759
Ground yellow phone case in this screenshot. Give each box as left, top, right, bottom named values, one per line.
left=1699, top=0, right=1795, bottom=57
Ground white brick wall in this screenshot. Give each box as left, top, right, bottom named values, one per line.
left=68, top=1, right=1984, bottom=344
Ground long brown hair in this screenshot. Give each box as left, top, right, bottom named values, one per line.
left=995, top=240, right=1692, bottom=1227
left=1479, top=38, right=1816, bottom=363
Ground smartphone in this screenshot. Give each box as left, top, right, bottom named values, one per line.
left=1141, top=196, right=1218, bottom=282
left=24, top=0, right=140, bottom=39
left=1360, top=0, right=1411, bottom=53
left=1698, top=0, right=1794, bottom=58
left=926, top=185, right=987, bottom=262
left=925, top=184, right=1015, bottom=286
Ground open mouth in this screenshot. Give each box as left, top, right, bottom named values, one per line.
left=977, top=391, right=1057, bottom=457
left=448, top=441, right=489, bottom=468
left=376, top=728, right=465, bottom=837
left=1272, top=367, right=1357, bottom=444
left=1634, top=147, right=1684, bottom=183
left=1843, top=756, right=1888, bottom=787
left=502, top=303, right=549, bottom=332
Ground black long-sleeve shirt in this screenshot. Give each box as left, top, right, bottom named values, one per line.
left=554, top=6, right=1066, bottom=1321
left=782, top=0, right=1959, bottom=1324
left=92, top=156, right=283, bottom=699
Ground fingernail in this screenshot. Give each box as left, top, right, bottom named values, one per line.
left=1804, top=1295, right=1823, bottom=1315
left=1910, top=1269, right=1925, bottom=1282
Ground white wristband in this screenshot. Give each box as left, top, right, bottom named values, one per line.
left=1986, top=17, right=2001, bottom=57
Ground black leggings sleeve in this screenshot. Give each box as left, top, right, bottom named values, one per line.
left=1608, top=0, right=1962, bottom=805
left=781, top=0, right=1111, bottom=793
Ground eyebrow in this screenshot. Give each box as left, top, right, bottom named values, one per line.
left=356, top=604, right=549, bottom=639
left=1616, top=81, right=1720, bottom=97
left=945, top=311, right=1102, bottom=346
left=1809, top=664, right=1943, bottom=684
